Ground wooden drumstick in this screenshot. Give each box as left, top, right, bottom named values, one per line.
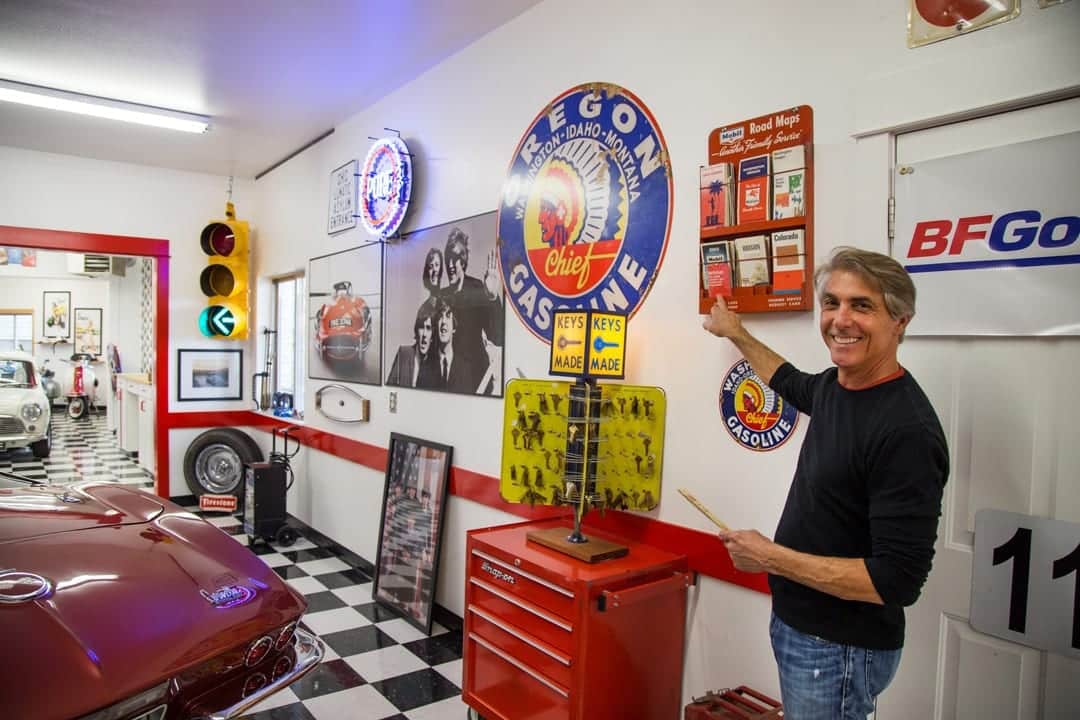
left=678, top=488, right=730, bottom=532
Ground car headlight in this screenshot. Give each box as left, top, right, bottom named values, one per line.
left=20, top=402, right=44, bottom=422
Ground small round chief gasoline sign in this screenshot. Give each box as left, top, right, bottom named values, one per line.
left=497, top=83, right=673, bottom=342
left=720, top=360, right=800, bottom=452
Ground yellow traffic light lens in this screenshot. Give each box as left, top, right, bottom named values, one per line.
left=200, top=264, right=236, bottom=297
left=201, top=222, right=236, bottom=256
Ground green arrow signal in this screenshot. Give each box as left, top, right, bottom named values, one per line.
left=210, top=306, right=236, bottom=336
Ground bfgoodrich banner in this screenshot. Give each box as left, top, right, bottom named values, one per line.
left=893, top=132, right=1079, bottom=336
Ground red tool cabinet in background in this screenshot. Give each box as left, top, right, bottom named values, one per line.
left=463, top=518, right=691, bottom=720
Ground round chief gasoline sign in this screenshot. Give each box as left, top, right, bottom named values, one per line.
left=719, top=360, right=800, bottom=452
left=497, top=83, right=673, bottom=342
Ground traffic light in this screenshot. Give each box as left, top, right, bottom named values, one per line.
left=198, top=203, right=250, bottom=340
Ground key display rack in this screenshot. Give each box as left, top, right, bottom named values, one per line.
left=499, top=377, right=666, bottom=558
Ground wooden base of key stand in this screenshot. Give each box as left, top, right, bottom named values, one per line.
left=527, top=377, right=628, bottom=563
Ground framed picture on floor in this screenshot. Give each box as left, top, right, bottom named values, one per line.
left=308, top=243, right=383, bottom=385
left=373, top=433, right=453, bottom=634
left=73, top=307, right=103, bottom=357
left=176, top=348, right=243, bottom=401
left=43, top=290, right=71, bottom=340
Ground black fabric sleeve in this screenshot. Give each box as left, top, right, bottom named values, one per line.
left=768, top=362, right=817, bottom=415
left=864, top=423, right=948, bottom=606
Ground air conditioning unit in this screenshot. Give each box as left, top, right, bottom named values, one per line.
left=67, top=253, right=111, bottom=276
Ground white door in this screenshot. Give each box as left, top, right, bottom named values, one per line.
left=879, top=98, right=1080, bottom=719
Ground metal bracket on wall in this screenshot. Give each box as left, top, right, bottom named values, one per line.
left=314, top=384, right=370, bottom=423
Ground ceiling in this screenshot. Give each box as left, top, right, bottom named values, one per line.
left=0, top=0, right=541, bottom=179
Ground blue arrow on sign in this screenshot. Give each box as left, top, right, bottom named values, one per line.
left=209, top=306, right=235, bottom=336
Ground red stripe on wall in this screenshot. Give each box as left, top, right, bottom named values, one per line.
left=162, top=410, right=768, bottom=594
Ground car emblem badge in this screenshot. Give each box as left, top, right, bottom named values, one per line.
left=201, top=584, right=254, bottom=608
left=0, top=570, right=54, bottom=603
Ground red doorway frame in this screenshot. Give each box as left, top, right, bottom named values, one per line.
left=0, top=225, right=171, bottom=496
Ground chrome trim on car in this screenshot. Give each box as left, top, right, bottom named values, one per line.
left=194, top=627, right=324, bottom=720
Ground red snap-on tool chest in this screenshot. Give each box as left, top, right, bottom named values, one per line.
left=463, top=518, right=690, bottom=720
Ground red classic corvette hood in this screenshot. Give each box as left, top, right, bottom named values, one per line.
left=0, top=484, right=306, bottom=720
left=0, top=481, right=164, bottom=542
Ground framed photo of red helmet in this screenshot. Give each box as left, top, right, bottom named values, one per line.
left=308, top=243, right=383, bottom=384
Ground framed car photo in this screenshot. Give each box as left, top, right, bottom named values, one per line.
left=372, top=433, right=453, bottom=634
left=308, top=243, right=383, bottom=385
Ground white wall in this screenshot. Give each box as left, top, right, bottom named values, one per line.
left=250, top=0, right=1080, bottom=703
left=0, top=0, right=1074, bottom=707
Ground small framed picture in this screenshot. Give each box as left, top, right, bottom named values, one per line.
left=373, top=433, right=453, bottom=634
left=43, top=290, right=71, bottom=340
left=177, top=348, right=243, bottom=401
left=328, top=159, right=358, bottom=234
left=73, top=307, right=103, bottom=357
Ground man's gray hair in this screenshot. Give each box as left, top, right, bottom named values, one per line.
left=813, top=246, right=916, bottom=342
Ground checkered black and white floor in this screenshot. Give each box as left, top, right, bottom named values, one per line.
left=187, top=507, right=469, bottom=720
left=0, top=410, right=154, bottom=488
left=2, top=410, right=470, bottom=719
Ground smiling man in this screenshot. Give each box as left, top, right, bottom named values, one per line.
left=703, top=246, right=949, bottom=719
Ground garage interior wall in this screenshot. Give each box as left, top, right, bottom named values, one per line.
left=0, top=0, right=1076, bottom=711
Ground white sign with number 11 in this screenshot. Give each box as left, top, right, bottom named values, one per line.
left=971, top=509, right=1080, bottom=659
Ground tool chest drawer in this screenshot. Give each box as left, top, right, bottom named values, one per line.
left=469, top=548, right=576, bottom=620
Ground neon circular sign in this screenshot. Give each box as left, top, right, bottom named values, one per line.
left=359, top=136, right=412, bottom=237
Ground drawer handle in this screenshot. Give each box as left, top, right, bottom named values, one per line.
left=468, top=605, right=571, bottom=666
left=600, top=572, right=692, bottom=611
left=472, top=549, right=574, bottom=598
left=470, top=578, right=573, bottom=632
left=469, top=633, right=569, bottom=699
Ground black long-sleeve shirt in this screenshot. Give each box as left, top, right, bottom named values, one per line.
left=768, top=362, right=949, bottom=650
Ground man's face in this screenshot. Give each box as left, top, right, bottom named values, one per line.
left=819, top=270, right=906, bottom=385
left=446, top=244, right=466, bottom=285
left=437, top=309, right=454, bottom=345
left=425, top=253, right=442, bottom=288
left=416, top=317, right=433, bottom=355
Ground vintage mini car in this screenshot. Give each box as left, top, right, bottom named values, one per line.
left=0, top=350, right=51, bottom=458
left=313, top=280, right=373, bottom=362
left=0, top=471, right=324, bottom=719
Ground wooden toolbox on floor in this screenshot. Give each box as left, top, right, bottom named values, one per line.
left=684, top=686, right=783, bottom=719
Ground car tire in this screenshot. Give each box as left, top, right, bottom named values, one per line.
left=183, top=428, right=263, bottom=498
left=67, top=396, right=87, bottom=420
left=30, top=424, right=51, bottom=459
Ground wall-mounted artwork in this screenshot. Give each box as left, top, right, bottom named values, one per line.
left=373, top=433, right=452, bottom=634
left=308, top=243, right=383, bottom=385
left=907, top=0, right=1020, bottom=48
left=384, top=211, right=504, bottom=396
left=177, top=349, right=243, bottom=401
left=42, top=291, right=70, bottom=340
left=73, top=307, right=103, bottom=357
left=328, top=159, right=358, bottom=234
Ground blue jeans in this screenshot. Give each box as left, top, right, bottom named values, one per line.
left=769, top=613, right=901, bottom=720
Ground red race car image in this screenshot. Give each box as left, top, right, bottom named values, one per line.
left=313, top=280, right=373, bottom=362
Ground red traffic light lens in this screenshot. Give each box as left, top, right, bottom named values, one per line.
left=200, top=223, right=236, bottom=257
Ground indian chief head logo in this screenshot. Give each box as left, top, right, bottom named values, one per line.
left=498, top=83, right=672, bottom=342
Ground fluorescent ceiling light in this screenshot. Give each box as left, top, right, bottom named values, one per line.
left=0, top=79, right=209, bottom=134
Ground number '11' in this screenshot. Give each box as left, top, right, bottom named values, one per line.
left=992, top=528, right=1080, bottom=649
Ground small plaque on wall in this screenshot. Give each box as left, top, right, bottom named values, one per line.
left=328, top=159, right=358, bottom=234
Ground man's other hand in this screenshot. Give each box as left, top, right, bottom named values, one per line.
left=719, top=529, right=774, bottom=574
